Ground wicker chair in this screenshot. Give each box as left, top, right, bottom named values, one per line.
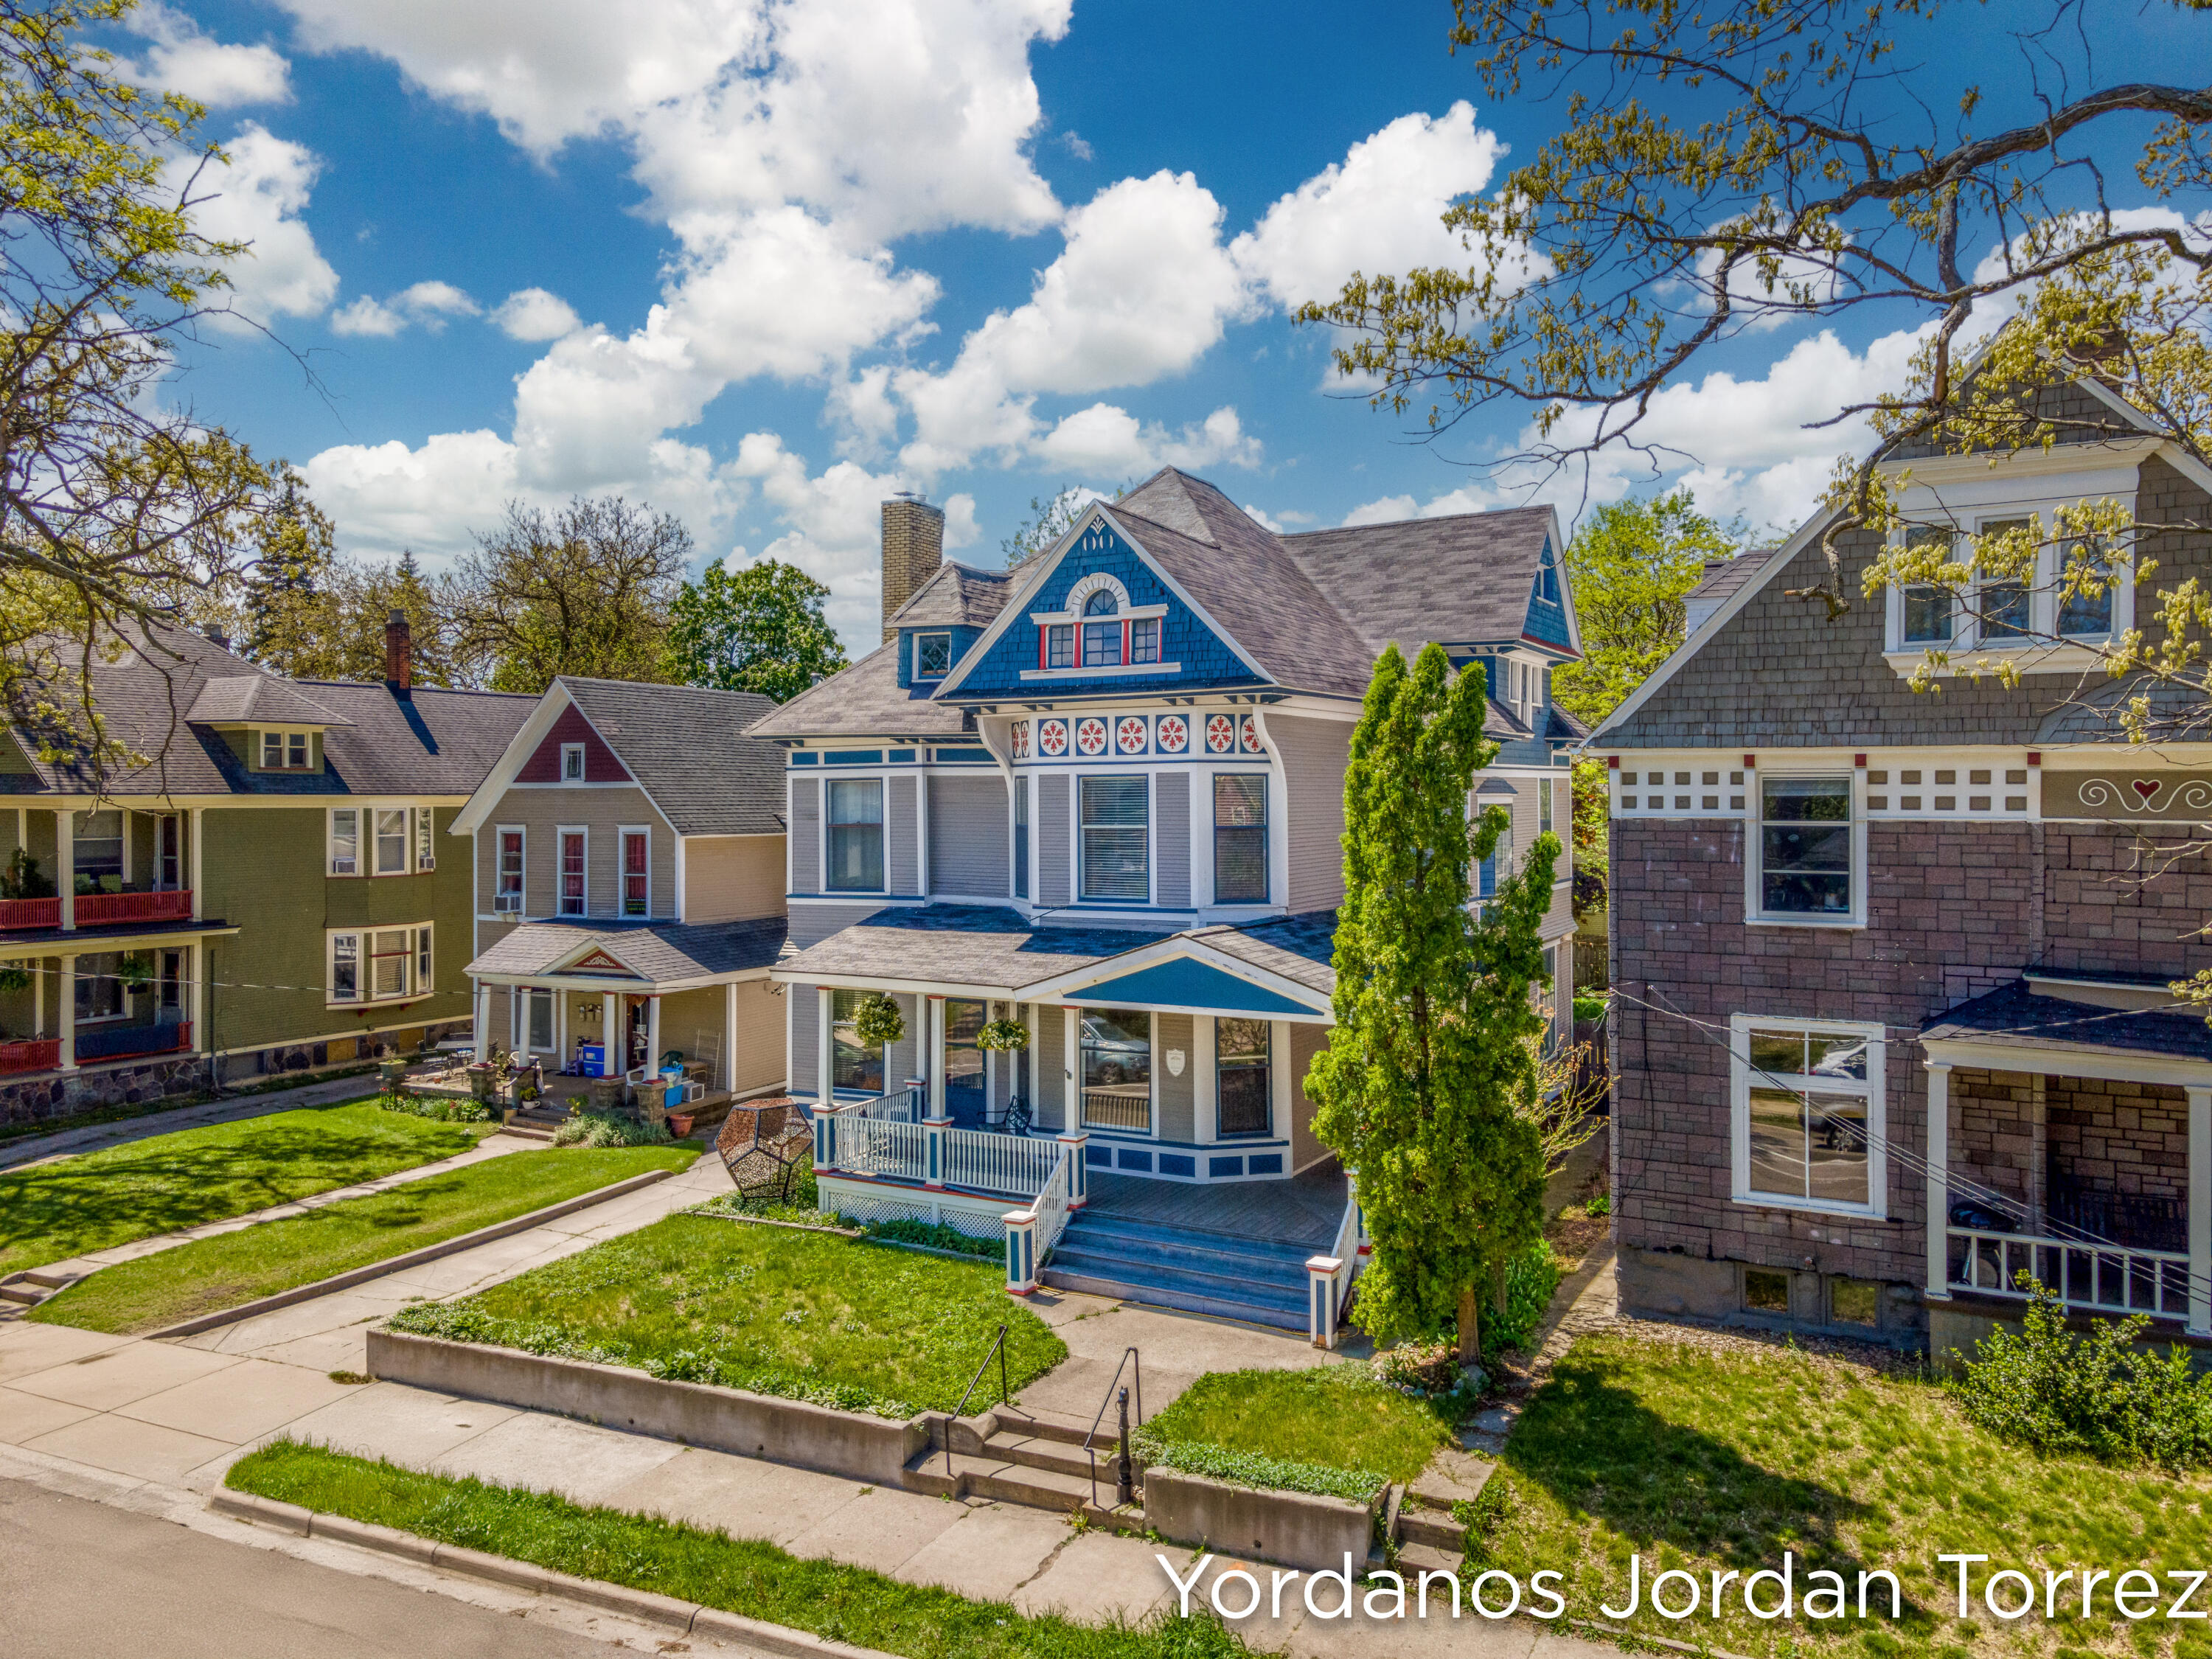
left=717, top=1098, right=814, bottom=1204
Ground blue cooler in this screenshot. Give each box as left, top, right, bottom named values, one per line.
left=574, top=1043, right=605, bottom=1078
left=660, top=1065, right=684, bottom=1107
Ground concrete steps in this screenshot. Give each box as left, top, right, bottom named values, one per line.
left=1040, top=1211, right=1312, bottom=1331
left=0, top=1266, right=84, bottom=1310
left=901, top=1406, right=1138, bottom=1526
left=501, top=1100, right=577, bottom=1142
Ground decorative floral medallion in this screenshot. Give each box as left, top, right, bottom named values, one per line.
left=1116, top=715, right=1149, bottom=754
left=1012, top=720, right=1029, bottom=759
left=1037, top=718, right=1069, bottom=757
left=1239, top=714, right=1265, bottom=754
left=1205, top=713, right=1236, bottom=754
left=1076, top=717, right=1109, bottom=755
left=1156, top=714, right=1189, bottom=754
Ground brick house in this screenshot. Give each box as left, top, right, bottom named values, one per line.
left=1590, top=367, right=2212, bottom=1352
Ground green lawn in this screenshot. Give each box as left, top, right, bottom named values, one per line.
left=386, top=1212, right=1065, bottom=1419
left=0, top=1100, right=484, bottom=1276
left=1478, top=1330, right=2212, bottom=1659
left=31, top=1144, right=694, bottom=1335
left=1141, top=1363, right=1454, bottom=1493
left=227, top=1440, right=1243, bottom=1659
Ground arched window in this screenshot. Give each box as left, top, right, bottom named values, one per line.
left=1083, top=589, right=1118, bottom=616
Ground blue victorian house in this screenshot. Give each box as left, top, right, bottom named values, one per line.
left=749, top=468, right=1583, bottom=1339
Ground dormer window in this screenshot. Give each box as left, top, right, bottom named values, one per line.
left=1028, top=573, right=1172, bottom=677
left=1081, top=590, right=1119, bottom=668
left=1047, top=625, right=1075, bottom=669
left=914, top=632, right=952, bottom=678
left=260, top=731, right=310, bottom=770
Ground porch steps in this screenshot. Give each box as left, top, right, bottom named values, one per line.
left=502, top=1100, right=577, bottom=1141
left=1041, top=1211, right=1313, bottom=1332
left=901, top=1408, right=1133, bottom=1525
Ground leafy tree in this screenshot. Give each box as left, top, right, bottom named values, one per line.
left=1568, top=757, right=1610, bottom=923
left=666, top=558, right=846, bottom=702
left=0, top=0, right=296, bottom=763
left=1309, top=642, right=1559, bottom=1366
left=445, top=498, right=688, bottom=693
left=1551, top=491, right=1742, bottom=728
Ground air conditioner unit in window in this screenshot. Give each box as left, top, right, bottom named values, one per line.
left=494, top=893, right=521, bottom=913
left=418, top=857, right=436, bottom=872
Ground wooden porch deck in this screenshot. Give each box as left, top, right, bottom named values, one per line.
left=1081, top=1161, right=1346, bottom=1251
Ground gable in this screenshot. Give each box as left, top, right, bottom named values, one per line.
left=563, top=946, right=643, bottom=978
left=945, top=512, right=1264, bottom=699
left=517, top=703, right=628, bottom=784
left=1066, top=955, right=1326, bottom=1018
left=1523, top=537, right=1573, bottom=650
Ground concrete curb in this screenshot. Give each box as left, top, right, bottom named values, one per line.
left=208, top=1488, right=901, bottom=1658
left=142, top=1167, right=677, bottom=1340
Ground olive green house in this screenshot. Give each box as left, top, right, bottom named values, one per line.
left=0, top=618, right=532, bottom=1127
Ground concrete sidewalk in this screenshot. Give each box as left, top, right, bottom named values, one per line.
left=0, top=1069, right=385, bottom=1172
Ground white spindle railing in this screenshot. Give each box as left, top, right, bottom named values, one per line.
left=852, top=1087, right=922, bottom=1122
left=1029, top=1147, right=1071, bottom=1257
left=1326, top=1194, right=1360, bottom=1308
left=840, top=1116, right=928, bottom=1183
left=943, top=1126, right=1060, bottom=1199
left=1948, top=1227, right=2191, bottom=1320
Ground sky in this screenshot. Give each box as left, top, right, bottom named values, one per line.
left=127, top=0, right=2203, bottom=650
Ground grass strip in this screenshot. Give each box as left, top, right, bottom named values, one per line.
left=1141, top=1363, right=1451, bottom=1492
left=228, top=1440, right=1247, bottom=1659
left=30, top=1144, right=694, bottom=1334
left=0, top=1099, right=476, bottom=1276
left=387, top=1211, right=1065, bottom=1418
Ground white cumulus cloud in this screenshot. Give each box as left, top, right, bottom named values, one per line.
left=181, top=124, right=338, bottom=332
left=332, top=279, right=481, bottom=337
left=129, top=4, right=292, bottom=106
left=490, top=288, right=583, bottom=341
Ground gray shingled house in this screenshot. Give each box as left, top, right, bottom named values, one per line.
left=451, top=676, right=790, bottom=1113
left=748, top=468, right=1587, bottom=1340
left=1589, top=366, right=2212, bottom=1353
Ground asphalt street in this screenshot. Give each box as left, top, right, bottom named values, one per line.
left=0, top=1476, right=665, bottom=1658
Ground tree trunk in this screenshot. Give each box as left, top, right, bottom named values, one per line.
left=1493, top=1257, right=1510, bottom=1322
left=1455, top=1283, right=1481, bottom=1366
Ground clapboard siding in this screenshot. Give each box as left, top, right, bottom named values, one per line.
left=1035, top=1005, right=1065, bottom=1131
left=1156, top=1011, right=1194, bottom=1141
left=1273, top=714, right=1350, bottom=914
left=1290, top=1020, right=1329, bottom=1172
left=789, top=776, right=820, bottom=892
left=888, top=776, right=919, bottom=895
left=1155, top=772, right=1190, bottom=908
left=684, top=834, right=785, bottom=922
left=787, top=901, right=883, bottom=949
left=790, top=984, right=818, bottom=1098
left=928, top=775, right=1009, bottom=897
left=1037, top=773, right=1071, bottom=906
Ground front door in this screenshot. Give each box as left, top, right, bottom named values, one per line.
left=944, top=999, right=986, bottom=1127
left=627, top=998, right=651, bottom=1071
left=156, top=950, right=183, bottom=1026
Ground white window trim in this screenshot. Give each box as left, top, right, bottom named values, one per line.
left=327, top=922, right=434, bottom=1008
left=415, top=804, right=437, bottom=872
left=1728, top=1012, right=1888, bottom=1220
left=618, top=824, right=653, bottom=918
left=561, top=742, right=586, bottom=782
left=556, top=824, right=589, bottom=917
left=370, top=805, right=413, bottom=878
left=1745, top=765, right=1866, bottom=930
left=327, top=807, right=359, bottom=877
left=1880, top=504, right=2138, bottom=669
left=493, top=824, right=526, bottom=914
left=1075, top=768, right=1153, bottom=907
left=821, top=774, right=889, bottom=897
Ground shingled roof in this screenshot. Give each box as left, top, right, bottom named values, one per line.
left=888, top=563, right=1015, bottom=629
left=0, top=624, right=532, bottom=799
left=467, top=917, right=788, bottom=984
left=1281, top=506, right=1559, bottom=657
left=746, top=641, right=975, bottom=742
left=557, top=678, right=784, bottom=836
left=776, top=903, right=1161, bottom=990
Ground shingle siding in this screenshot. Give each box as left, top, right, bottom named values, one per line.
left=928, top=775, right=1009, bottom=898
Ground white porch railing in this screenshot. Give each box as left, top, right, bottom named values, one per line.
left=944, top=1127, right=1061, bottom=1199
left=1948, top=1226, right=2192, bottom=1321
left=852, top=1087, right=923, bottom=1122
left=839, top=1116, right=928, bottom=1183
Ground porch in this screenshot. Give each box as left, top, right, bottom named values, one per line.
left=0, top=925, right=231, bottom=1077
left=1923, top=977, right=2212, bottom=1332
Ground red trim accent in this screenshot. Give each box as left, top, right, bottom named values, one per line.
left=1607, top=755, right=1620, bottom=769
left=0, top=1037, right=60, bottom=1074
left=2028, top=751, right=2042, bottom=765
left=0, top=897, right=61, bottom=931
left=1121, top=618, right=1131, bottom=664
left=1744, top=754, right=1757, bottom=768
left=1854, top=754, right=1867, bottom=768
left=74, top=890, right=192, bottom=926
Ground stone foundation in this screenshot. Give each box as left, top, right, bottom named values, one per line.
left=1618, top=1245, right=1927, bottom=1347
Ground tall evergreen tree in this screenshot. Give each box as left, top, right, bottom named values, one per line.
left=1308, top=642, right=1559, bottom=1365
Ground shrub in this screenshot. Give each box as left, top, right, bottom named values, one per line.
left=1372, top=1339, right=1469, bottom=1399
left=1951, top=1276, right=2212, bottom=1467
left=1481, top=1238, right=1560, bottom=1363
left=860, top=1216, right=1001, bottom=1259
left=1585, top=1191, right=1611, bottom=1218
left=552, top=1110, right=672, bottom=1149
left=1132, top=1430, right=1386, bottom=1506
left=377, top=1091, right=493, bottom=1124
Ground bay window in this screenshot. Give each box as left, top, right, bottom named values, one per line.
left=328, top=924, right=434, bottom=1006
left=1976, top=517, right=2033, bottom=640
left=2058, top=538, right=2115, bottom=638
left=1212, top=775, right=1267, bottom=904
left=1757, top=776, right=1852, bottom=919
left=1080, top=1008, right=1151, bottom=1131
left=1731, top=1016, right=1884, bottom=1215
left=1215, top=1018, right=1270, bottom=1135
left=1079, top=774, right=1149, bottom=902
left=826, top=779, right=885, bottom=892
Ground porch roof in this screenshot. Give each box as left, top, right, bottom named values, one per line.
left=773, top=904, right=1161, bottom=994
left=1922, top=981, right=2212, bottom=1065
left=1181, top=910, right=1337, bottom=1000
left=467, top=917, right=787, bottom=986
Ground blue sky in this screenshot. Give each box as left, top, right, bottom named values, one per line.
left=131, top=0, right=2199, bottom=650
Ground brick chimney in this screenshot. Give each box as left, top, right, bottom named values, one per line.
left=880, top=493, right=945, bottom=643
left=384, top=610, right=412, bottom=698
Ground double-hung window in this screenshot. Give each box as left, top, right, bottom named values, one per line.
left=830, top=987, right=886, bottom=1094
left=329, top=809, right=358, bottom=876
left=1215, top=1017, right=1270, bottom=1135
left=2058, top=538, right=2116, bottom=639
left=1976, top=517, right=2034, bottom=641
left=1539, top=776, right=1555, bottom=836
left=495, top=829, right=524, bottom=911
left=1079, top=775, right=1149, bottom=902
left=1899, top=524, right=1956, bottom=646
left=1081, top=590, right=1120, bottom=667
left=260, top=731, right=310, bottom=769
left=826, top=779, right=884, bottom=892
left=72, top=810, right=122, bottom=891
left=562, top=742, right=586, bottom=781
left=1756, top=775, right=1852, bottom=919
left=1732, top=1016, right=1885, bottom=1215
left=558, top=830, right=587, bottom=915
left=1478, top=810, right=1515, bottom=900
left=1130, top=618, right=1161, bottom=664
left=328, top=924, right=434, bottom=1006
left=415, top=807, right=436, bottom=872
left=373, top=808, right=409, bottom=876
left=1047, top=625, right=1074, bottom=669
left=1212, top=775, right=1267, bottom=904
left=621, top=829, right=650, bottom=916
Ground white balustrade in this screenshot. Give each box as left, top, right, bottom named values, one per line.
left=942, top=1126, right=1062, bottom=1199
left=1030, top=1147, right=1071, bottom=1255
left=839, top=1116, right=928, bottom=1183
left=1947, top=1226, right=2191, bottom=1320
left=852, top=1087, right=923, bottom=1122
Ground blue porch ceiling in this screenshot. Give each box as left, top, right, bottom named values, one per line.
left=1065, top=956, right=1323, bottom=1017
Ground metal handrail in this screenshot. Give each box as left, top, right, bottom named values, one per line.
left=944, top=1322, right=1011, bottom=1477
left=1081, top=1345, right=1144, bottom=1511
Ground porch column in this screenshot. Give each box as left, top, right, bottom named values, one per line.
left=1004, top=1208, right=1038, bottom=1295
left=1305, top=1255, right=1343, bottom=1349
left=1057, top=1131, right=1089, bottom=1208
left=32, top=953, right=43, bottom=1040
left=724, top=981, right=740, bottom=1093
left=1062, top=1005, right=1078, bottom=1131
left=189, top=940, right=205, bottom=1054
left=2190, top=1084, right=2211, bottom=1338
left=57, top=952, right=75, bottom=1070
left=816, top=987, right=835, bottom=1108
left=645, top=995, right=661, bottom=1071
left=1924, top=1060, right=1952, bottom=1301
left=926, top=995, right=946, bottom=1119
left=189, top=807, right=203, bottom=921
left=55, top=812, right=72, bottom=932
left=1349, top=1168, right=1369, bottom=1256
left=474, top=981, right=492, bottom=1062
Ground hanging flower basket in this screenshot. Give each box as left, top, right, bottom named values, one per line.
left=0, top=964, right=30, bottom=995
left=975, top=1018, right=1030, bottom=1052
left=852, top=993, right=905, bottom=1048
left=114, top=953, right=154, bottom=991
